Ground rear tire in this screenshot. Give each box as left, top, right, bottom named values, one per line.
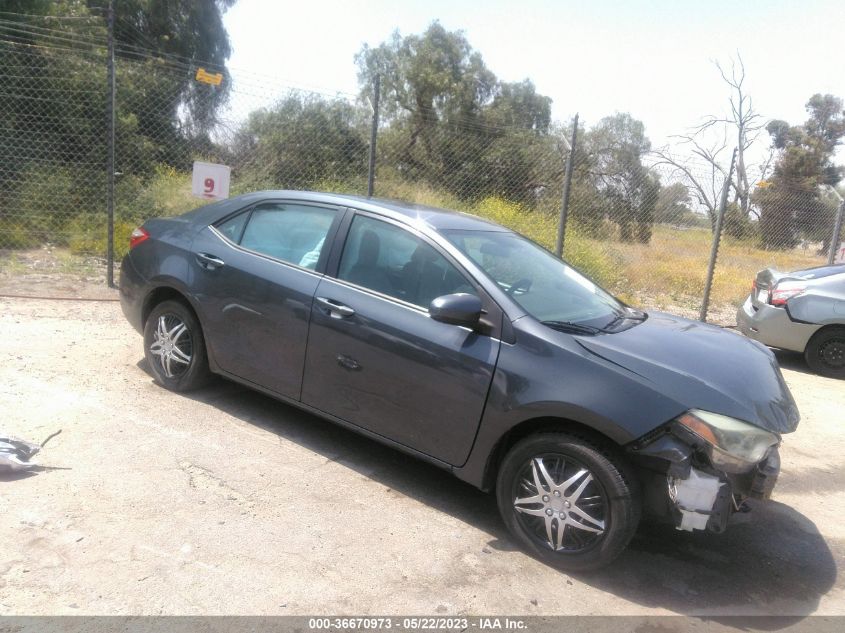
left=804, top=326, right=845, bottom=379
left=143, top=299, right=210, bottom=392
left=496, top=432, right=640, bottom=572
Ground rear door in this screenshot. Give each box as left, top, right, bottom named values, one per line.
left=300, top=212, right=502, bottom=466
left=191, top=200, right=344, bottom=398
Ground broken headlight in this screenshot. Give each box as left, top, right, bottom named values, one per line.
left=674, top=409, right=779, bottom=473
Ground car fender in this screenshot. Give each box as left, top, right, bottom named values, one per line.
left=452, top=321, right=687, bottom=490
left=140, top=273, right=223, bottom=372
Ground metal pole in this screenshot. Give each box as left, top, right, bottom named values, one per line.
left=106, top=0, right=116, bottom=288
left=367, top=74, right=380, bottom=198
left=827, top=200, right=844, bottom=265
left=556, top=113, right=578, bottom=257
left=700, top=147, right=737, bottom=322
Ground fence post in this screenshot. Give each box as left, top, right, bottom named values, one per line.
left=106, top=0, right=116, bottom=288
left=828, top=199, right=845, bottom=265
left=699, top=147, right=737, bottom=323
left=367, top=74, right=380, bottom=198
left=556, top=113, right=578, bottom=257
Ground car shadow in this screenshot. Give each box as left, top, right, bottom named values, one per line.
left=772, top=349, right=815, bottom=375
left=138, top=362, right=838, bottom=619
left=578, top=504, right=837, bottom=619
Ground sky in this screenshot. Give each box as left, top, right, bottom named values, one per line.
left=222, top=0, right=845, bottom=166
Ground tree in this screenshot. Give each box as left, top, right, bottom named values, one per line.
left=114, top=0, right=236, bottom=135
left=654, top=183, right=702, bottom=226
left=354, top=22, right=556, bottom=203
left=355, top=21, right=495, bottom=187
left=231, top=93, right=369, bottom=190
left=586, top=114, right=660, bottom=243
left=756, top=94, right=845, bottom=249
left=652, top=54, right=767, bottom=229
left=483, top=79, right=552, bottom=132
left=0, top=0, right=236, bottom=182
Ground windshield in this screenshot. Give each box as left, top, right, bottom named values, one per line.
left=443, top=230, right=628, bottom=328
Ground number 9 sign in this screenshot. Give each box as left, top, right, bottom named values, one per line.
left=192, top=161, right=231, bottom=200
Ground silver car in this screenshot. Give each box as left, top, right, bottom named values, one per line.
left=737, top=264, right=845, bottom=378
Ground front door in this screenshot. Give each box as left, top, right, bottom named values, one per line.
left=300, top=214, right=501, bottom=466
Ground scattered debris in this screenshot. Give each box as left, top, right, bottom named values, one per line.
left=0, top=429, right=61, bottom=472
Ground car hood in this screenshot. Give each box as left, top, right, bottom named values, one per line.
left=575, top=312, right=800, bottom=434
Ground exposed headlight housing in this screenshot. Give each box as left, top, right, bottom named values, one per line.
left=674, top=409, right=779, bottom=473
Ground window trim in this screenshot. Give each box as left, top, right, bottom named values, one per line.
left=330, top=211, right=479, bottom=310
left=209, top=199, right=346, bottom=275
left=325, top=209, right=508, bottom=340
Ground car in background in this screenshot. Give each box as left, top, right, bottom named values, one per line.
left=737, top=264, right=845, bottom=378
left=120, top=191, right=800, bottom=570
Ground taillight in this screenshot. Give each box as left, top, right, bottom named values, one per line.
left=129, top=226, right=150, bottom=250
left=769, top=280, right=806, bottom=306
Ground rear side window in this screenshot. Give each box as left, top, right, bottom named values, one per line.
left=337, top=215, right=475, bottom=308
left=217, top=203, right=336, bottom=269
left=216, top=211, right=249, bottom=243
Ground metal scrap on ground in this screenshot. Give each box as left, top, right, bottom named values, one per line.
left=0, top=429, right=61, bottom=472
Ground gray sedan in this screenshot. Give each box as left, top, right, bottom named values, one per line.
left=737, top=264, right=845, bottom=377
left=120, top=191, right=800, bottom=570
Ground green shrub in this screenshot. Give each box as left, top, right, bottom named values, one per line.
left=310, top=177, right=368, bottom=196
left=376, top=176, right=468, bottom=211
left=67, top=216, right=136, bottom=260
left=723, top=203, right=757, bottom=240
left=0, top=219, right=41, bottom=249
left=472, top=196, right=622, bottom=289
left=4, top=165, right=100, bottom=245
left=133, top=165, right=200, bottom=219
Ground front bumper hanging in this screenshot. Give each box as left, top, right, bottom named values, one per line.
left=629, top=429, right=781, bottom=533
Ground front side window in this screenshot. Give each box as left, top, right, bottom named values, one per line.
left=338, top=215, right=476, bottom=308
left=444, top=230, right=626, bottom=328
left=216, top=203, right=336, bottom=269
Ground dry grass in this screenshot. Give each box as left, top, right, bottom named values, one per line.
left=604, top=225, right=827, bottom=314
left=368, top=179, right=830, bottom=322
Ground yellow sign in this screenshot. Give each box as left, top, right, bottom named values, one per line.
left=195, top=68, right=223, bottom=86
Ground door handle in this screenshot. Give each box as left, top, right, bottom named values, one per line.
left=336, top=354, right=361, bottom=371
left=315, top=296, right=355, bottom=319
left=196, top=252, right=225, bottom=270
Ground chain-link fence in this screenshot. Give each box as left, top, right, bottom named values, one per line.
left=1, top=11, right=842, bottom=321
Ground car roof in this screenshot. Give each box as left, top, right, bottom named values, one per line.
left=182, top=190, right=510, bottom=234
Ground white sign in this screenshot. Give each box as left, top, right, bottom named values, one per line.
left=192, top=161, right=231, bottom=200
left=835, top=242, right=845, bottom=264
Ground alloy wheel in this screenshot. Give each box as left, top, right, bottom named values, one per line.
left=512, top=454, right=608, bottom=553
left=148, top=314, right=193, bottom=378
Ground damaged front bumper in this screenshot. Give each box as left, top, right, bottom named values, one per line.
left=628, top=421, right=781, bottom=533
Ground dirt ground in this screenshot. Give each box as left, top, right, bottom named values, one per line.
left=0, top=297, right=843, bottom=617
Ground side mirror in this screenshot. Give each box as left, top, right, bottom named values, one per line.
left=429, top=293, right=483, bottom=328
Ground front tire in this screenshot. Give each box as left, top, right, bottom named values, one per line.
left=805, top=326, right=845, bottom=379
left=143, top=299, right=210, bottom=392
left=496, top=432, right=640, bottom=571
